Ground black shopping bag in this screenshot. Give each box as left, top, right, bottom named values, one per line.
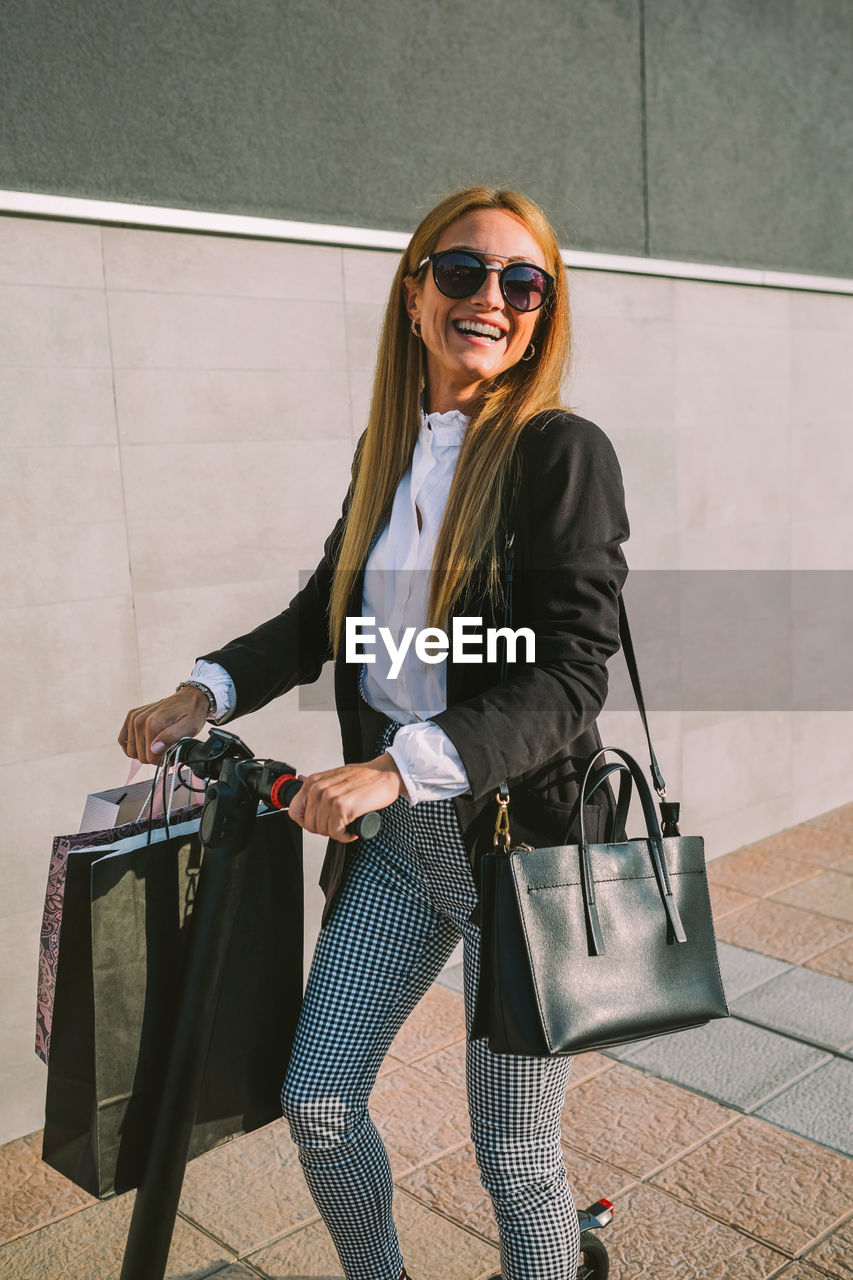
left=37, top=806, right=203, bottom=1065
left=41, top=806, right=302, bottom=1198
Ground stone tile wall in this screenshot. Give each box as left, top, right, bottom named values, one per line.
left=1, top=212, right=851, bottom=1144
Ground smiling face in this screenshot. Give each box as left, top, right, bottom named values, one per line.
left=405, top=207, right=549, bottom=414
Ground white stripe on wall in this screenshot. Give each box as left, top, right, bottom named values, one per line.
left=2, top=188, right=852, bottom=296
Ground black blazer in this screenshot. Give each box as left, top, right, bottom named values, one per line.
left=200, top=410, right=630, bottom=922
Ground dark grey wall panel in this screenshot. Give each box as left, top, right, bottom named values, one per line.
left=645, top=0, right=853, bottom=276
left=3, top=1, right=851, bottom=276
left=0, top=0, right=645, bottom=255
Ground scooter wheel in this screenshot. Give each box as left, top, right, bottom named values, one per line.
left=577, top=1229, right=609, bottom=1279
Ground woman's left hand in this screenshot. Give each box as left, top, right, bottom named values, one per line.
left=287, top=753, right=405, bottom=842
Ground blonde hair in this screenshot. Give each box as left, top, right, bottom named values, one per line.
left=328, top=185, right=571, bottom=653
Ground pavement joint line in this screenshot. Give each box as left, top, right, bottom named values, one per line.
left=175, top=1202, right=322, bottom=1264
left=246, top=1215, right=327, bottom=1258
left=722, top=892, right=853, bottom=943
left=626, top=1045, right=838, bottom=1122
left=727, top=873, right=826, bottom=900
left=723, top=940, right=853, bottom=990
left=573, top=1164, right=843, bottom=1273
left=235, top=1209, right=323, bottom=1250
left=812, top=1262, right=852, bottom=1280
left=737, top=1050, right=841, bottom=1118
left=596, top=1049, right=840, bottom=1139
left=728, top=1008, right=853, bottom=1059
left=559, top=1141, right=642, bottom=1184
left=398, top=1124, right=853, bottom=1267
left=743, top=1107, right=853, bottom=1163
left=793, top=1208, right=853, bottom=1265
left=405, top=1051, right=467, bottom=1079
left=558, top=1150, right=642, bottom=1197
left=765, top=905, right=853, bottom=945
left=391, top=1135, right=471, bottom=1181
left=794, top=922, right=853, bottom=964
left=401, top=1035, right=467, bottom=1068
left=764, top=1260, right=806, bottom=1280
left=394, top=1185, right=500, bottom=1251
left=596, top=1015, right=852, bottom=1150
left=806, top=932, right=853, bottom=960
left=1, top=1198, right=95, bottom=1245
left=648, top=1178, right=853, bottom=1265
left=789, top=1236, right=853, bottom=1280
left=625, top=1176, right=801, bottom=1261
left=601, top=1108, right=746, bottom=1184
left=747, top=1108, right=853, bottom=1167
left=174, top=1208, right=242, bottom=1260
left=229, top=1255, right=275, bottom=1278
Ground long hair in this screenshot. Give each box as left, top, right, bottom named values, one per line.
left=328, top=185, right=571, bottom=654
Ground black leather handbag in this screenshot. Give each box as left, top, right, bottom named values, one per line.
left=474, top=541, right=729, bottom=1057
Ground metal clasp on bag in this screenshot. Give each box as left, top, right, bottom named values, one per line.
left=493, top=784, right=532, bottom=852
left=493, top=784, right=511, bottom=849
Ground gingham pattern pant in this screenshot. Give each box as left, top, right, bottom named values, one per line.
left=281, top=719, right=580, bottom=1280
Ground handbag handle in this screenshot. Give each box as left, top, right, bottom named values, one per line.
left=577, top=746, right=687, bottom=955
left=561, top=761, right=632, bottom=844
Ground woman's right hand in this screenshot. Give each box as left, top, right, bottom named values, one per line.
left=118, top=686, right=210, bottom=765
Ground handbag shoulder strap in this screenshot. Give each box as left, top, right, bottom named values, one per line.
left=501, top=535, right=677, bottom=819
left=616, top=594, right=666, bottom=796
left=499, top=532, right=515, bottom=686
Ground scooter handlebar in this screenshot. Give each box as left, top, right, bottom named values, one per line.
left=176, top=734, right=382, bottom=841
left=256, top=763, right=382, bottom=841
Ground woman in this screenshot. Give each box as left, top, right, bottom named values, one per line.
left=120, top=186, right=630, bottom=1280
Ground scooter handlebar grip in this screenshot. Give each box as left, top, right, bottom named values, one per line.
left=274, top=777, right=381, bottom=839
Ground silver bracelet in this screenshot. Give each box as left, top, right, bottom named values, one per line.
left=176, top=679, right=217, bottom=719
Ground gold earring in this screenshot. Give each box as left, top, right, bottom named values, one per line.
left=522, top=342, right=535, bottom=361
left=411, top=320, right=422, bottom=337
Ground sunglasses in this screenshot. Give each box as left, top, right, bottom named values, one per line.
left=418, top=249, right=555, bottom=313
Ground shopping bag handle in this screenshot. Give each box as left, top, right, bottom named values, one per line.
left=124, top=758, right=186, bottom=828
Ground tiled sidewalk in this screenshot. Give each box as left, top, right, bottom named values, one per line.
left=2, top=805, right=852, bottom=1278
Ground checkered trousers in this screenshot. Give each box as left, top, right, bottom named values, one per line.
left=281, top=718, right=580, bottom=1280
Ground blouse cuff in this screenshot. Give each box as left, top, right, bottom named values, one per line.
left=190, top=659, right=237, bottom=724
left=386, top=721, right=471, bottom=805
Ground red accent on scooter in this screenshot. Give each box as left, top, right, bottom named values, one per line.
left=269, top=773, right=297, bottom=809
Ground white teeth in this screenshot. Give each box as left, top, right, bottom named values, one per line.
left=454, top=320, right=503, bottom=340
